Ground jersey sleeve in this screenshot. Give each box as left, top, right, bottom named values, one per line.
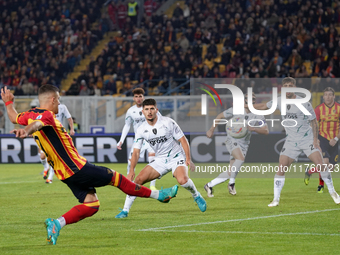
left=223, top=108, right=233, bottom=119
left=170, top=118, right=184, bottom=140
left=133, top=129, right=144, bottom=149
left=125, top=110, right=133, bottom=126
left=305, top=102, right=316, bottom=120
left=17, top=110, right=55, bottom=127
left=62, top=105, right=72, bottom=119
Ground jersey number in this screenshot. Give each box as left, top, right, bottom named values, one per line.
left=177, top=160, right=184, bottom=165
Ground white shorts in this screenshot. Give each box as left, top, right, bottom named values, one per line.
left=148, top=153, right=187, bottom=178
left=280, top=138, right=320, bottom=161
left=225, top=136, right=249, bottom=160
left=129, top=140, right=155, bottom=159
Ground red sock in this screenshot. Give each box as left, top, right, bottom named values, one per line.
left=308, top=167, right=319, bottom=175
left=111, top=172, right=151, bottom=197
left=62, top=200, right=100, bottom=225
left=319, top=173, right=324, bottom=186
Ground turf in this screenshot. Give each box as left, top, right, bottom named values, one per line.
left=1, top=163, right=340, bottom=255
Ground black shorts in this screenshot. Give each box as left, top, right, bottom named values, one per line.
left=319, top=135, right=339, bottom=165
left=62, top=162, right=114, bottom=203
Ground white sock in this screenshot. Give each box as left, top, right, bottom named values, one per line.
left=150, top=179, right=156, bottom=187
left=320, top=170, right=335, bottom=194
left=40, top=158, right=49, bottom=170
left=229, top=159, right=244, bottom=184
left=208, top=172, right=230, bottom=187
left=150, top=190, right=159, bottom=199
left=274, top=174, right=285, bottom=201
left=57, top=217, right=66, bottom=229
left=181, top=179, right=199, bottom=198
left=123, top=195, right=137, bottom=212
left=47, top=166, right=54, bottom=180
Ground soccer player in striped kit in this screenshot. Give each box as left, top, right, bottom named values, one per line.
left=304, top=87, right=340, bottom=193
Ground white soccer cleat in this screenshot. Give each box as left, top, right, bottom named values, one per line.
left=330, top=192, right=340, bottom=204
left=228, top=183, right=236, bottom=195
left=268, top=199, right=279, bottom=207
left=204, top=184, right=214, bottom=198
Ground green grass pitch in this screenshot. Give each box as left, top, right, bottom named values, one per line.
left=1, top=163, right=340, bottom=255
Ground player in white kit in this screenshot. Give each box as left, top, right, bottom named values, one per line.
left=252, top=77, right=340, bottom=206
left=115, top=98, right=206, bottom=218
left=30, top=98, right=75, bottom=184
left=204, top=93, right=269, bottom=197
left=117, top=88, right=158, bottom=190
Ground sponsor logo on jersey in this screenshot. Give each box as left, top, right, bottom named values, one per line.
left=148, top=135, right=167, bottom=146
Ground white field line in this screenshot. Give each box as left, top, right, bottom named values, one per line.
left=144, top=229, right=340, bottom=236
left=138, top=208, right=340, bottom=232
left=0, top=180, right=41, bottom=185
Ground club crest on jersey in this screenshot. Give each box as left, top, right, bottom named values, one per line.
left=245, top=116, right=249, bottom=120
left=153, top=128, right=157, bottom=134
left=35, top=115, right=42, bottom=120
left=287, top=105, right=291, bottom=110
left=139, top=111, right=142, bottom=116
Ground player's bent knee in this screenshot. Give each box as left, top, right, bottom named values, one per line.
left=176, top=176, right=189, bottom=185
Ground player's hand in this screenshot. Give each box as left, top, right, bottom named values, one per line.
left=206, top=129, right=214, bottom=138
left=70, top=129, right=75, bottom=136
left=11, top=129, right=28, bottom=138
left=189, top=160, right=195, bottom=172
left=117, top=141, right=123, bottom=150
left=127, top=171, right=135, bottom=181
left=1, top=86, right=15, bottom=103
left=329, top=138, right=337, bottom=147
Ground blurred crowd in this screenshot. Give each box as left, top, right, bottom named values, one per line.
left=2, top=0, right=340, bottom=97
left=0, top=0, right=108, bottom=96
left=68, top=0, right=340, bottom=96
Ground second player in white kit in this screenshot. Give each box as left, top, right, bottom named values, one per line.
left=115, top=98, right=207, bottom=218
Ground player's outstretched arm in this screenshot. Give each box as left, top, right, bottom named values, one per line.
left=117, top=123, right=130, bottom=150
left=67, top=117, right=75, bottom=136
left=127, top=148, right=140, bottom=181
left=206, top=112, right=225, bottom=138
left=1, top=86, right=18, bottom=124
left=11, top=121, right=43, bottom=138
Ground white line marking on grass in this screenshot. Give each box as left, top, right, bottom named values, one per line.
left=146, top=229, right=340, bottom=236
left=0, top=180, right=41, bottom=185
left=138, top=208, right=340, bottom=231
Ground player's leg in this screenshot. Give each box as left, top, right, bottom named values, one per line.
left=45, top=188, right=100, bottom=245
left=204, top=160, right=234, bottom=197
left=174, top=163, right=207, bottom=212
left=46, top=166, right=54, bottom=184
left=268, top=155, right=294, bottom=207
left=228, top=147, right=245, bottom=195
left=40, top=151, right=49, bottom=179
left=117, top=165, right=162, bottom=218
left=126, top=146, right=134, bottom=174
left=317, top=158, right=329, bottom=193
left=308, top=150, right=340, bottom=204
left=148, top=153, right=157, bottom=190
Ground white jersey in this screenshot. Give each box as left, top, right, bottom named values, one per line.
left=223, top=107, right=267, bottom=145
left=55, top=104, right=72, bottom=123
left=267, top=96, right=316, bottom=142
left=133, top=116, right=184, bottom=158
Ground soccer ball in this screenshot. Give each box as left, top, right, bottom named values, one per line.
left=226, top=117, right=248, bottom=139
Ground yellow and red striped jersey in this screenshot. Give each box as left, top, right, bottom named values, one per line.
left=314, top=102, right=340, bottom=140
left=16, top=108, right=87, bottom=180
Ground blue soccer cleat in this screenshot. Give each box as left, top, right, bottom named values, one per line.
left=45, top=218, right=61, bottom=245
left=194, top=192, right=207, bottom=212
left=115, top=209, right=128, bottom=219
left=158, top=185, right=178, bottom=203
